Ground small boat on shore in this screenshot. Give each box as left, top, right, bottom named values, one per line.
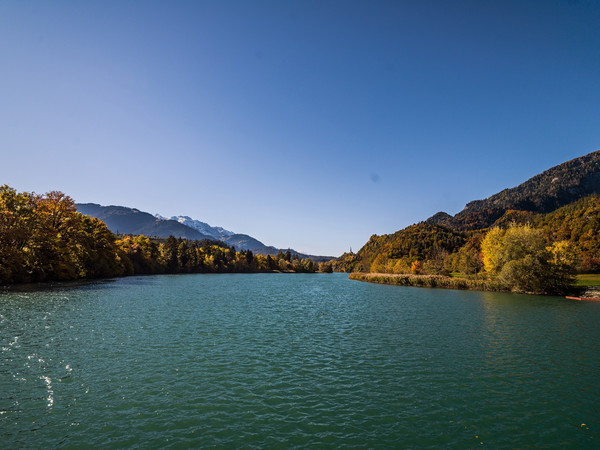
left=566, top=296, right=600, bottom=302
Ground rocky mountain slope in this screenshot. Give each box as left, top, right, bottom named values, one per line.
left=427, top=150, right=600, bottom=230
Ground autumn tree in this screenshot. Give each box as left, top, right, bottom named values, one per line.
left=411, top=260, right=422, bottom=275
left=319, top=262, right=333, bottom=273
left=31, top=191, right=86, bottom=280
left=454, top=234, right=484, bottom=277
left=481, top=223, right=575, bottom=294
left=0, top=186, right=36, bottom=282
left=0, top=186, right=129, bottom=283
left=0, top=185, right=321, bottom=284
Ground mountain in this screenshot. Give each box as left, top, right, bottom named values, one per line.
left=220, top=233, right=268, bottom=252
left=352, top=222, right=467, bottom=273
left=76, top=204, right=211, bottom=240
left=155, top=215, right=234, bottom=239
left=217, top=234, right=329, bottom=260
left=338, top=148, right=600, bottom=274
left=427, top=150, right=600, bottom=230
left=76, top=203, right=333, bottom=261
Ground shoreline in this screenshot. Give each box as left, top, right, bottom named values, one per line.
left=348, top=273, right=594, bottom=297
left=348, top=273, right=506, bottom=293
left=570, top=286, right=600, bottom=301
left=0, top=270, right=336, bottom=290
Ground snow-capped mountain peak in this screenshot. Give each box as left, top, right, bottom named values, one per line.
left=154, top=213, right=234, bottom=239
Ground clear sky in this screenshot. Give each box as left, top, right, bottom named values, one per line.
left=1, top=1, right=599, bottom=256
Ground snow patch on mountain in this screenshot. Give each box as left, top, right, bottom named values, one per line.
left=154, top=214, right=234, bottom=239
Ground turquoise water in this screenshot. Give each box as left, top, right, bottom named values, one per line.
left=1, top=273, right=599, bottom=448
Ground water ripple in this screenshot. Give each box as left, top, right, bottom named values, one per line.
left=1, top=274, right=599, bottom=447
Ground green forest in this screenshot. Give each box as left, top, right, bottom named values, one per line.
left=0, top=185, right=329, bottom=285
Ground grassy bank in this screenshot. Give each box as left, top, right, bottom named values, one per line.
left=348, top=273, right=506, bottom=292
left=349, top=273, right=600, bottom=297
left=575, top=274, right=600, bottom=287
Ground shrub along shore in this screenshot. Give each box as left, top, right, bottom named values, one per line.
left=348, top=273, right=599, bottom=297
left=349, top=273, right=507, bottom=292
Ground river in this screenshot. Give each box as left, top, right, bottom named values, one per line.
left=1, top=273, right=599, bottom=448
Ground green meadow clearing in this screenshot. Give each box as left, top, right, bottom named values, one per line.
left=575, top=274, right=600, bottom=287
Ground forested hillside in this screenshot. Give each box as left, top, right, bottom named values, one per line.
left=427, top=150, right=600, bottom=230
left=337, top=150, right=600, bottom=294
left=351, top=223, right=467, bottom=274
left=535, top=195, right=600, bottom=272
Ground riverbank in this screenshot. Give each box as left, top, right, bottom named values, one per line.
left=573, top=287, right=600, bottom=300
left=348, top=273, right=507, bottom=292
left=348, top=272, right=598, bottom=297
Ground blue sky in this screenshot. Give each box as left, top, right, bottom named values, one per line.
left=1, top=0, right=599, bottom=256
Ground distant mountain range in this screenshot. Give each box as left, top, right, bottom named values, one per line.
left=76, top=203, right=333, bottom=261
left=155, top=215, right=235, bottom=239
left=76, top=203, right=209, bottom=240
left=426, top=150, right=600, bottom=230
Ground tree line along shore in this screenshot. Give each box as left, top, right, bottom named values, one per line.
left=2, top=184, right=598, bottom=296
left=334, top=151, right=600, bottom=296
left=340, top=216, right=597, bottom=295
left=0, top=185, right=332, bottom=285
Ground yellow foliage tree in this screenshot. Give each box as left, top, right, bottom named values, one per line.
left=411, top=260, right=422, bottom=274
left=481, top=224, right=575, bottom=294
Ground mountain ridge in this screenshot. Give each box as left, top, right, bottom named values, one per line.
left=427, top=150, right=600, bottom=230
left=76, top=203, right=211, bottom=241
left=156, top=214, right=235, bottom=239
left=335, top=149, right=600, bottom=274
left=76, top=203, right=333, bottom=261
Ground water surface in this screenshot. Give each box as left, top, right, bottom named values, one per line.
left=1, top=273, right=599, bottom=448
